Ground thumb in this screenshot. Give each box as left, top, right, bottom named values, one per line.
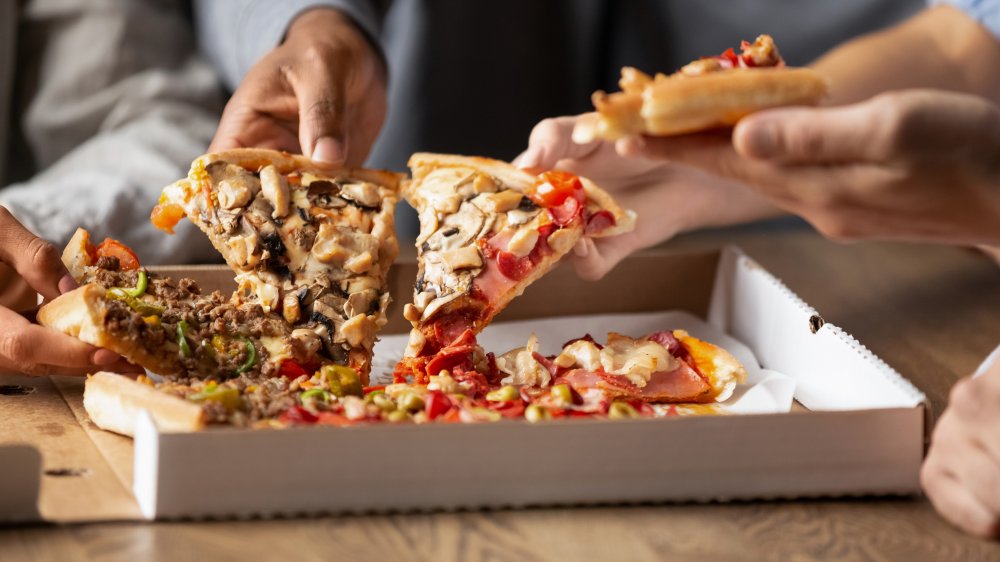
left=515, top=116, right=602, bottom=171
left=732, top=103, right=896, bottom=164
left=571, top=232, right=642, bottom=282
left=297, top=83, right=348, bottom=164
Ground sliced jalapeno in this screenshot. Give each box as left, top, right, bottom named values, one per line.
left=125, top=270, right=148, bottom=298
left=300, top=388, right=330, bottom=403
left=176, top=320, right=192, bottom=358
left=236, top=337, right=256, bottom=373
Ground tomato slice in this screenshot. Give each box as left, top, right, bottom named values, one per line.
left=150, top=203, right=185, bottom=234
left=717, top=47, right=739, bottom=68
left=95, top=239, right=140, bottom=270
left=530, top=171, right=584, bottom=208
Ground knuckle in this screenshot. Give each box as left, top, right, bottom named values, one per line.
left=949, top=378, right=982, bottom=417
left=0, top=205, right=13, bottom=223
left=0, top=331, right=29, bottom=364
left=26, top=236, right=59, bottom=270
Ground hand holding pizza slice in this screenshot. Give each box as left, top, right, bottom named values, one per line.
left=573, top=35, right=828, bottom=142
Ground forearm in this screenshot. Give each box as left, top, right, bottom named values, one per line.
left=811, top=5, right=1000, bottom=105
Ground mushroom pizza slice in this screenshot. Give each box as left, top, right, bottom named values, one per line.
left=396, top=153, right=635, bottom=383
left=151, top=148, right=405, bottom=382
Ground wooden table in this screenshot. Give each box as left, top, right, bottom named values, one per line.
left=5, top=224, right=1000, bottom=561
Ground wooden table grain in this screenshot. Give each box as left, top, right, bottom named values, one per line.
left=5, top=224, right=1000, bottom=562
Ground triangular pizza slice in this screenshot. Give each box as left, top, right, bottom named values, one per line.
left=397, top=153, right=635, bottom=380
left=151, top=149, right=404, bottom=378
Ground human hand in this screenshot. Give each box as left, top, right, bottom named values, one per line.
left=0, top=208, right=133, bottom=376
left=209, top=8, right=387, bottom=165
left=922, top=355, right=1000, bottom=538
left=515, top=117, right=782, bottom=280
left=620, top=90, right=1000, bottom=245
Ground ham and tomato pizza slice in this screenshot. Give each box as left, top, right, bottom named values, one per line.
left=396, top=153, right=635, bottom=382
left=151, top=148, right=404, bottom=380
left=574, top=34, right=828, bottom=141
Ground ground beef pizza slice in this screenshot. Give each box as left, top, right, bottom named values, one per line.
left=395, top=153, right=635, bottom=382
left=574, top=34, right=828, bottom=141
left=151, top=148, right=405, bottom=379
left=40, top=229, right=320, bottom=379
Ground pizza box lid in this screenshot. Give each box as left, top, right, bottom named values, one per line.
left=0, top=246, right=927, bottom=523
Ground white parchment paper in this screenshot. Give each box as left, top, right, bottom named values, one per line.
left=372, top=311, right=795, bottom=414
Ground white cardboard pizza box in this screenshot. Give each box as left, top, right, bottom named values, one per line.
left=0, top=246, right=927, bottom=522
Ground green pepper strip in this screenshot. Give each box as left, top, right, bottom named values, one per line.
left=236, top=337, right=256, bottom=373
left=107, top=286, right=163, bottom=316
left=125, top=270, right=148, bottom=298
left=300, top=388, right=330, bottom=403
left=177, top=320, right=192, bottom=358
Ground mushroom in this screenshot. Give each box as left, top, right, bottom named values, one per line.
left=259, top=165, right=290, bottom=219
left=472, top=189, right=524, bottom=214
left=428, top=245, right=482, bottom=271
left=338, top=181, right=381, bottom=208
left=423, top=202, right=485, bottom=252
left=344, top=289, right=377, bottom=318
left=311, top=222, right=379, bottom=268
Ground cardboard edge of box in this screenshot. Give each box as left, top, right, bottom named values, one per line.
left=1, top=245, right=929, bottom=523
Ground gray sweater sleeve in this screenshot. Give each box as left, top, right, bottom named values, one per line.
left=195, top=0, right=387, bottom=91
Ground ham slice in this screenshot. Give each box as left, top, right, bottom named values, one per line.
left=558, top=360, right=714, bottom=403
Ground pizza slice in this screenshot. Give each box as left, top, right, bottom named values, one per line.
left=39, top=229, right=328, bottom=379
left=573, top=34, right=828, bottom=141
left=396, top=153, right=635, bottom=381
left=151, top=148, right=404, bottom=378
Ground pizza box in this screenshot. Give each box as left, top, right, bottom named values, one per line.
left=0, top=246, right=927, bottom=523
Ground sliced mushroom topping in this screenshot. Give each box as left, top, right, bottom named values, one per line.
left=421, top=168, right=467, bottom=213
left=340, top=314, right=374, bottom=348
left=313, top=294, right=345, bottom=325
left=413, top=289, right=435, bottom=311
left=473, top=174, right=498, bottom=194
left=506, top=207, right=539, bottom=226
left=344, top=288, right=377, bottom=318
left=421, top=289, right=467, bottom=321
left=547, top=228, right=578, bottom=254
left=282, top=292, right=301, bottom=323
left=217, top=209, right=241, bottom=233
left=506, top=227, right=539, bottom=258
left=424, top=202, right=485, bottom=252
left=338, top=181, right=381, bottom=208
left=290, top=328, right=322, bottom=362
left=472, top=189, right=524, bottom=214
left=259, top=165, right=291, bottom=219
left=217, top=179, right=253, bottom=210
left=312, top=222, right=379, bottom=270
left=427, top=245, right=482, bottom=271
left=226, top=234, right=260, bottom=267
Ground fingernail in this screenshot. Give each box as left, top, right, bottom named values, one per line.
left=311, top=137, right=345, bottom=164
left=91, top=349, right=120, bottom=366
left=58, top=274, right=78, bottom=294
left=742, top=121, right=779, bottom=158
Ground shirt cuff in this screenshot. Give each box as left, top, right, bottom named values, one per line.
left=933, top=0, right=1000, bottom=40
left=221, top=0, right=384, bottom=89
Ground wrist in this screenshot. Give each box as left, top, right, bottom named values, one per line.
left=285, top=7, right=386, bottom=78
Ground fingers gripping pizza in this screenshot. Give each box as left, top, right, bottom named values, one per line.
left=151, top=149, right=404, bottom=379
left=396, top=153, right=635, bottom=381
left=574, top=35, right=828, bottom=141
left=40, top=229, right=314, bottom=379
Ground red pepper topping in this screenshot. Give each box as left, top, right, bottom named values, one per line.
left=424, top=390, right=453, bottom=420
left=280, top=405, right=318, bottom=425
left=530, top=170, right=585, bottom=208
left=277, top=359, right=311, bottom=379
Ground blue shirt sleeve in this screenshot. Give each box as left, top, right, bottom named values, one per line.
left=934, top=0, right=1000, bottom=39
left=194, top=0, right=386, bottom=90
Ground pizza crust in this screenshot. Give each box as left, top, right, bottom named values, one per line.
left=84, top=371, right=205, bottom=437
left=37, top=285, right=183, bottom=376
left=575, top=67, right=828, bottom=141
